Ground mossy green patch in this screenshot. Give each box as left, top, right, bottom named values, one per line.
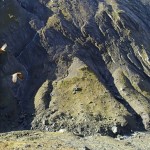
left=46, top=15, right=61, bottom=29
left=50, top=60, right=129, bottom=126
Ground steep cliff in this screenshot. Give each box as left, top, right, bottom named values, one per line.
left=0, top=0, right=150, bottom=136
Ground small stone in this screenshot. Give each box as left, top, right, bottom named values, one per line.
left=73, top=86, right=82, bottom=92
left=73, top=91, right=76, bottom=94
left=58, top=128, right=67, bottom=133
left=50, top=92, right=54, bottom=96
left=42, top=119, right=49, bottom=125
left=85, top=146, right=90, bottom=150
left=45, top=126, right=49, bottom=131
left=111, top=126, right=118, bottom=134
left=79, top=146, right=91, bottom=150
left=116, top=135, right=124, bottom=140
left=37, top=144, right=42, bottom=148
left=25, top=144, right=31, bottom=148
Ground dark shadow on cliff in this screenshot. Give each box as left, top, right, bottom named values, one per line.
left=75, top=41, right=145, bottom=132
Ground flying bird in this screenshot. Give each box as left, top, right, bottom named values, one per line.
left=0, top=43, right=7, bottom=54
left=12, top=72, right=24, bottom=83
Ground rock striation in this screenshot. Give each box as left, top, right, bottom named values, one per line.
left=0, top=0, right=150, bottom=136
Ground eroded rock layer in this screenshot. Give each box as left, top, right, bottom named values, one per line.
left=0, top=0, right=150, bottom=135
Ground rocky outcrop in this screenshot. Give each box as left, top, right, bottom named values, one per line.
left=0, top=130, right=150, bottom=150
left=0, top=0, right=150, bottom=135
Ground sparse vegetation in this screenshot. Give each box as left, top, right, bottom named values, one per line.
left=48, top=59, right=130, bottom=133
left=1, top=0, right=150, bottom=141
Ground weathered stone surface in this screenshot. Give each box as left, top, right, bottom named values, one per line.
left=0, top=0, right=150, bottom=135
left=0, top=130, right=150, bottom=150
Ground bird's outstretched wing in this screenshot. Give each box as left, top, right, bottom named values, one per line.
left=12, top=72, right=24, bottom=83
left=1, top=43, right=7, bottom=51
left=12, top=73, right=18, bottom=83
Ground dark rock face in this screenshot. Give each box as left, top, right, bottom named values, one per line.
left=0, top=0, right=150, bottom=135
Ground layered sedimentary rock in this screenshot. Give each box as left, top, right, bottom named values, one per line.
left=0, top=0, right=150, bottom=135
